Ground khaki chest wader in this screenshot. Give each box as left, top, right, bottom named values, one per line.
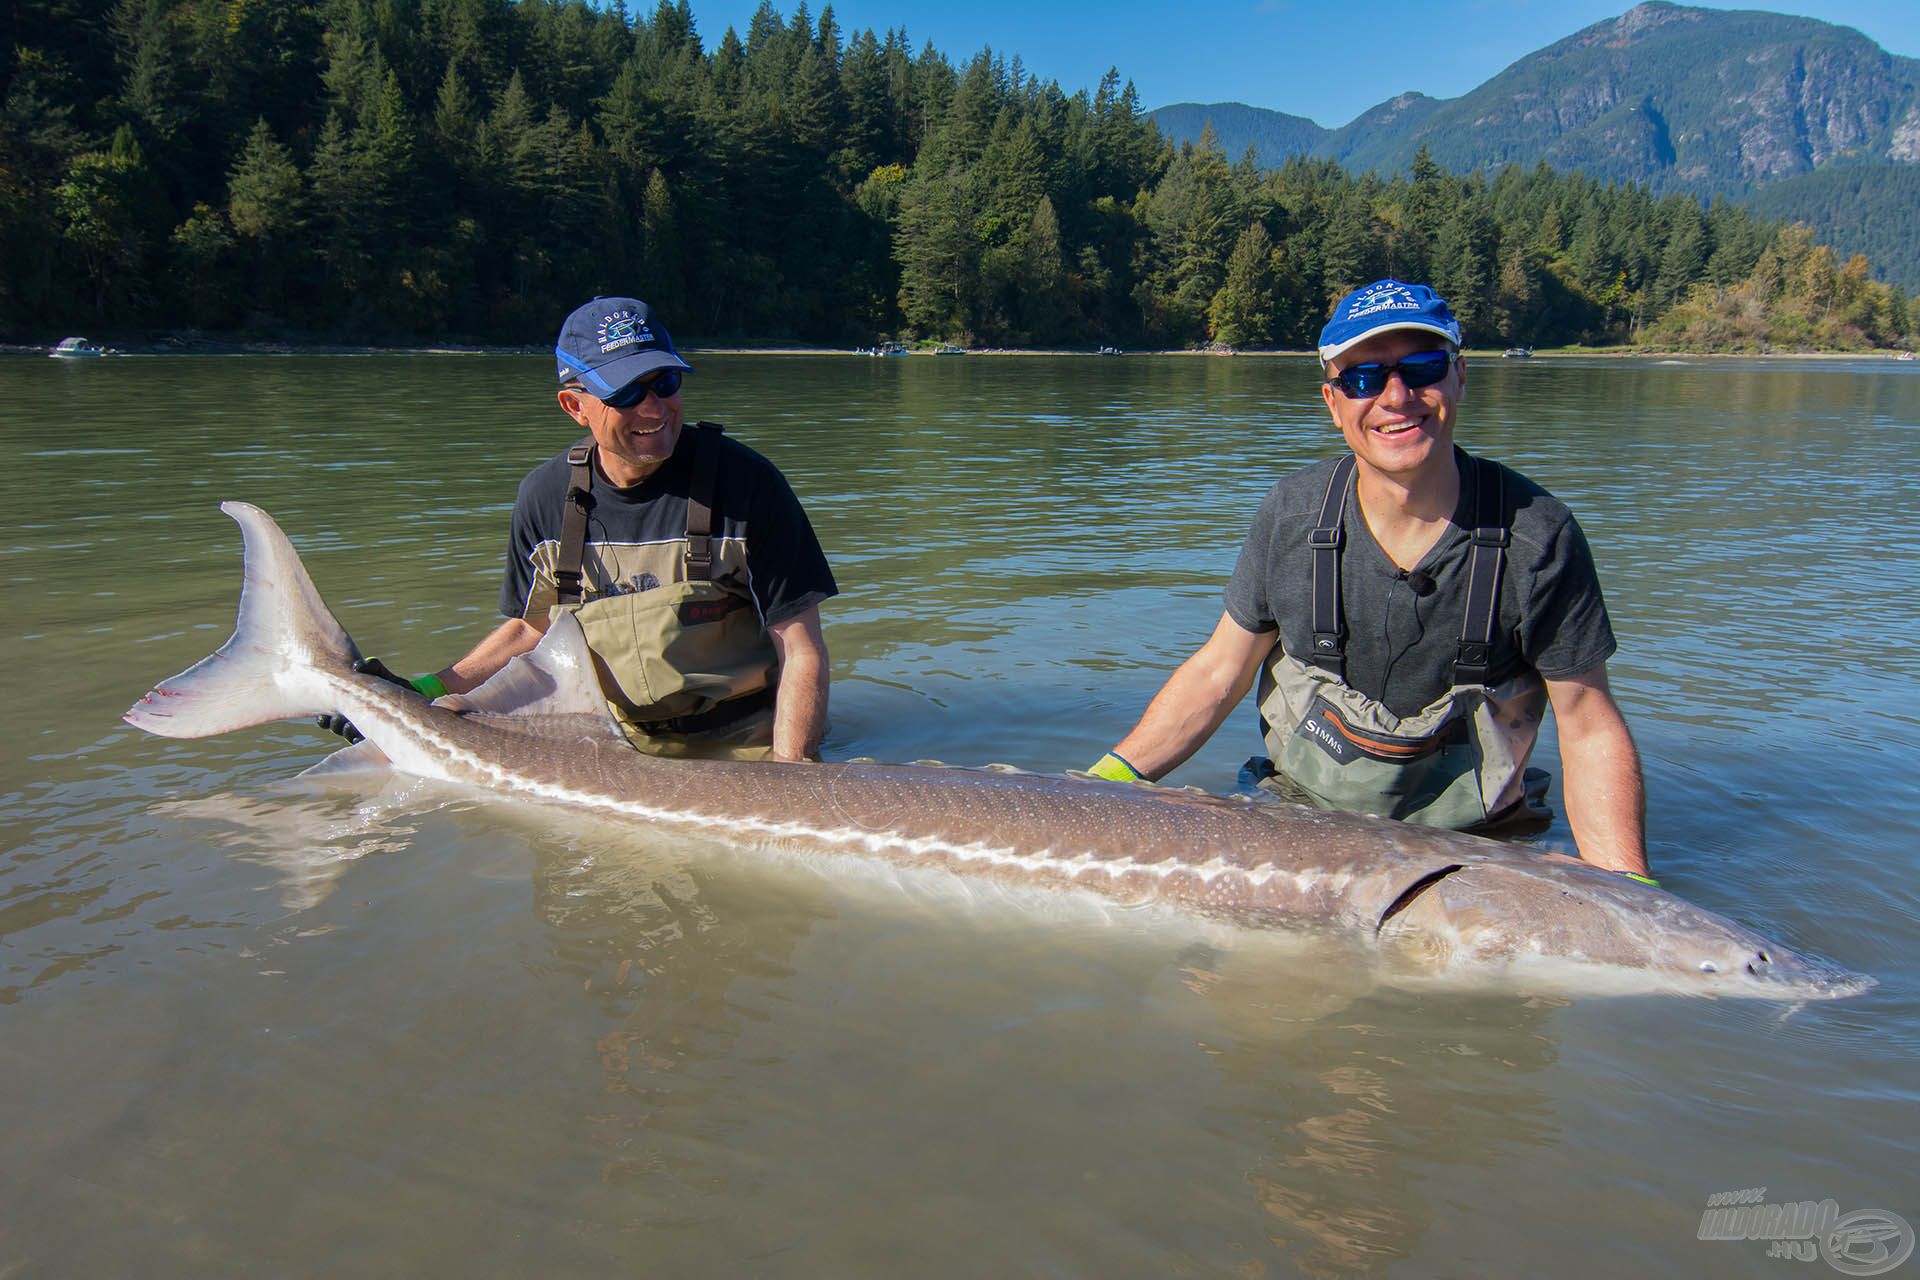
left=552, top=424, right=780, bottom=761
left=1254, top=453, right=1551, bottom=831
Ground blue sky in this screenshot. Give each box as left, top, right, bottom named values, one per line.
left=678, top=1, right=1920, bottom=128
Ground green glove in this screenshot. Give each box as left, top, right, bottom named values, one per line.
left=410, top=671, right=449, bottom=699
left=1088, top=751, right=1143, bottom=782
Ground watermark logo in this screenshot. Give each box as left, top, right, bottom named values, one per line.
left=1699, top=1188, right=1914, bottom=1276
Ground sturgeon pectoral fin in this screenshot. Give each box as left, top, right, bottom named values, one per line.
left=441, top=612, right=625, bottom=740
left=298, top=740, right=394, bottom=782
left=1376, top=865, right=1466, bottom=934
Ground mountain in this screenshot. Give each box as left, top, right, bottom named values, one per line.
left=1744, top=161, right=1920, bottom=289
left=1151, top=2, right=1920, bottom=286
left=1150, top=102, right=1328, bottom=164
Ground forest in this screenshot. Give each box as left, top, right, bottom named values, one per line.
left=4, top=0, right=1915, bottom=351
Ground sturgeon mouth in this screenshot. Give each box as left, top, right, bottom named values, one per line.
left=1375, top=864, right=1465, bottom=934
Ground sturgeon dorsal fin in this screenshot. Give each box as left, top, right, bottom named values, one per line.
left=439, top=612, right=624, bottom=738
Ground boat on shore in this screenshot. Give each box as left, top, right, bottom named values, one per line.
left=933, top=343, right=966, bottom=356
left=1502, top=346, right=1534, bottom=358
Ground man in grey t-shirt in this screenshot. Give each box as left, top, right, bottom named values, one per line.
left=1087, top=280, right=1650, bottom=878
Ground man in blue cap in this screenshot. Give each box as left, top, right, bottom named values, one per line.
left=1086, top=280, right=1650, bottom=878
left=329, top=297, right=836, bottom=760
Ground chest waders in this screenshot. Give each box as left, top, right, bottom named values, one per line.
left=553, top=424, right=780, bottom=761
left=1254, top=454, right=1551, bottom=831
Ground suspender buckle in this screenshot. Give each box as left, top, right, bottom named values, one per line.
left=1308, top=526, right=1343, bottom=550
left=1311, top=633, right=1346, bottom=678
left=1471, top=526, right=1509, bottom=549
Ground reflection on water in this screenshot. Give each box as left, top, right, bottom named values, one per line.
left=2, top=353, right=1917, bottom=1274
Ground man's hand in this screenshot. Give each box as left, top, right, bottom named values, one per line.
left=316, top=658, right=443, bottom=742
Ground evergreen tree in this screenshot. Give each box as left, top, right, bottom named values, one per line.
left=1209, top=219, right=1277, bottom=347
left=226, top=117, right=303, bottom=320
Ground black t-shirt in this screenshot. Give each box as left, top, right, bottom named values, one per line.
left=500, top=425, right=837, bottom=627
left=1224, top=449, right=1616, bottom=718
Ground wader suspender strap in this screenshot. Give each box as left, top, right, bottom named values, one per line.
left=1306, top=454, right=1509, bottom=685
left=1453, top=456, right=1508, bottom=686
left=1308, top=455, right=1357, bottom=678
left=553, top=424, right=727, bottom=600
left=684, top=423, right=724, bottom=581
left=554, top=437, right=596, bottom=607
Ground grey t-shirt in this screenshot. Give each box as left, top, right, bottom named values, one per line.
left=1224, top=450, right=1616, bottom=718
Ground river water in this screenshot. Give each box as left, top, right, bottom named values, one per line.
left=3, top=352, right=1916, bottom=1276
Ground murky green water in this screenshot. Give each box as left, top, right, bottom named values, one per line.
left=3, top=352, right=1917, bottom=1276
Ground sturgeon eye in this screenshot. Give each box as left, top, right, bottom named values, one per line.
left=1699, top=961, right=1719, bottom=974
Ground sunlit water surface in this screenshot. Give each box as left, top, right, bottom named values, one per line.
left=3, top=352, right=1916, bottom=1276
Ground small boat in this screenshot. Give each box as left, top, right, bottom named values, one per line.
left=932, top=343, right=966, bottom=356
left=873, top=341, right=908, bottom=357
left=1502, top=346, right=1533, bottom=358
left=49, top=337, right=106, bottom=359
left=1098, top=345, right=1123, bottom=355
left=1895, top=351, right=1915, bottom=362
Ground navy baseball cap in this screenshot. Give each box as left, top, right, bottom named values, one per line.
left=1317, top=280, right=1462, bottom=362
left=554, top=297, right=692, bottom=396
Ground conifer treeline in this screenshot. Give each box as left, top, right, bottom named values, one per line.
left=5, top=0, right=1915, bottom=349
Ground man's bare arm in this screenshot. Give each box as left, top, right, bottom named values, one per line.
left=1545, top=663, right=1649, bottom=875
left=767, top=606, right=829, bottom=762
left=1107, top=611, right=1274, bottom=780
left=435, top=615, right=550, bottom=695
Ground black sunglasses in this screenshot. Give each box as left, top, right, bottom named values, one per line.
left=599, top=368, right=684, bottom=407
left=1325, top=351, right=1456, bottom=399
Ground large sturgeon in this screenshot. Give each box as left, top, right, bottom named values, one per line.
left=126, top=503, right=1870, bottom=999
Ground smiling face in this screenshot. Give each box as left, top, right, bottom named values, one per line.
left=558, top=379, right=685, bottom=487
left=1320, top=329, right=1465, bottom=490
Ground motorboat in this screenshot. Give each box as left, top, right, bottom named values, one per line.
left=50, top=337, right=107, bottom=358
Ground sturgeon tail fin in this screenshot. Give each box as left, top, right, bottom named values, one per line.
left=125, top=502, right=363, bottom=739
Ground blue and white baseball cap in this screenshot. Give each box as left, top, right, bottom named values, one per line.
left=1317, top=280, right=1462, bottom=362
left=554, top=297, right=692, bottom=396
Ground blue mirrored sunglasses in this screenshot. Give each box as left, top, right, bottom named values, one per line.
left=1325, top=351, right=1456, bottom=399
left=599, top=368, right=684, bottom=407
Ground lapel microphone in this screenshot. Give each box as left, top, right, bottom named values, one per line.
left=1403, top=569, right=1436, bottom=597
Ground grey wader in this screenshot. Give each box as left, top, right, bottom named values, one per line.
left=1253, top=453, right=1551, bottom=831
left=553, top=424, right=781, bottom=760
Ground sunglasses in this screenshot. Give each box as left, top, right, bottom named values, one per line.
left=598, top=368, right=684, bottom=407
left=1325, top=351, right=1456, bottom=399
